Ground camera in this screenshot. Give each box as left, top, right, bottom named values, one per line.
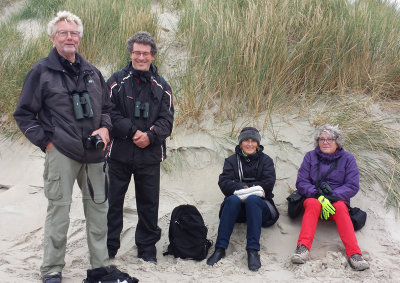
left=319, top=183, right=332, bottom=195
left=134, top=101, right=149, bottom=118
left=71, top=91, right=94, bottom=120
left=84, top=134, right=104, bottom=150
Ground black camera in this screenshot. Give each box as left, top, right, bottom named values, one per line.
left=319, top=183, right=332, bottom=195
left=134, top=101, right=149, bottom=118
left=84, top=134, right=104, bottom=150
left=71, top=91, right=94, bottom=120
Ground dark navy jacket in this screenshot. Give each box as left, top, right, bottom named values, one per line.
left=219, top=145, right=276, bottom=200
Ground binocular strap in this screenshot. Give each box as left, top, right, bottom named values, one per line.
left=316, top=158, right=338, bottom=188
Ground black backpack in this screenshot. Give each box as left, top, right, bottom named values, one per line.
left=82, top=265, right=139, bottom=283
left=163, top=204, right=212, bottom=260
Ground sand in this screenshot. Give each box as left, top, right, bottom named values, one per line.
left=1, top=118, right=400, bottom=283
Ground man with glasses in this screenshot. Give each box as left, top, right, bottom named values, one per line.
left=106, top=31, right=174, bottom=263
left=14, top=11, right=113, bottom=283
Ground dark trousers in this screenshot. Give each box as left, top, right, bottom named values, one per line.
left=107, top=159, right=161, bottom=257
left=216, top=195, right=272, bottom=251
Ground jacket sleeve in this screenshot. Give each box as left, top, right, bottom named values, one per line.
left=98, top=71, right=112, bottom=131
left=13, top=67, right=50, bottom=152
left=296, top=152, right=318, bottom=198
left=248, top=155, right=276, bottom=199
left=107, top=73, right=136, bottom=138
left=147, top=80, right=174, bottom=144
left=218, top=157, right=247, bottom=197
left=331, top=153, right=359, bottom=202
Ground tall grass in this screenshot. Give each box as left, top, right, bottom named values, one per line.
left=64, top=0, right=158, bottom=71
left=0, top=0, right=157, bottom=131
left=176, top=0, right=400, bottom=123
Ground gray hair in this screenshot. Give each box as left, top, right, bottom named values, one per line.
left=47, top=11, right=83, bottom=37
left=126, top=31, right=157, bottom=54
left=314, top=124, right=344, bottom=149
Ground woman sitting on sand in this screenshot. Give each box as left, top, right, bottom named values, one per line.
left=291, top=124, right=369, bottom=271
left=206, top=127, right=279, bottom=271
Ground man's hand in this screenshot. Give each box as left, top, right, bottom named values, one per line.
left=132, top=130, right=150, bottom=148
left=46, top=142, right=53, bottom=152
left=91, top=127, right=110, bottom=151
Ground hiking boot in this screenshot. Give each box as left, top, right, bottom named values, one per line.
left=108, top=249, right=117, bottom=259
left=291, top=244, right=310, bottom=264
left=42, top=272, right=62, bottom=283
left=247, top=249, right=261, bottom=271
left=206, top=247, right=225, bottom=266
left=137, top=245, right=157, bottom=264
left=349, top=254, right=369, bottom=271
left=139, top=255, right=157, bottom=264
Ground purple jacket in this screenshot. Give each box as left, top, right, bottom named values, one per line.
left=296, top=147, right=359, bottom=204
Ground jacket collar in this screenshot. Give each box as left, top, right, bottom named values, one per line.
left=123, top=62, right=158, bottom=76
left=315, top=147, right=344, bottom=163
left=235, top=144, right=264, bottom=160
left=46, top=47, right=90, bottom=73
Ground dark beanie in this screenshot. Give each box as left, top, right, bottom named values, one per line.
left=238, top=127, right=261, bottom=145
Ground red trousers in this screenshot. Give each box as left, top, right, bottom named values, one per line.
left=297, top=198, right=362, bottom=258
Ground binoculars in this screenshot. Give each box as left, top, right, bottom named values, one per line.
left=134, top=101, right=149, bottom=118
left=72, top=91, right=93, bottom=120
left=319, top=183, right=333, bottom=195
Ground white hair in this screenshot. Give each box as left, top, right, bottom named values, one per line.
left=47, top=11, right=83, bottom=36
left=314, top=124, right=345, bottom=149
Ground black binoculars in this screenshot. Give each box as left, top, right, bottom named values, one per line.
left=71, top=91, right=93, bottom=120
left=84, top=134, right=104, bottom=150
left=319, top=183, right=332, bottom=195
left=134, top=101, right=149, bottom=118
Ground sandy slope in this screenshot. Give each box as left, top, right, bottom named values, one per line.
left=1, top=119, right=400, bottom=283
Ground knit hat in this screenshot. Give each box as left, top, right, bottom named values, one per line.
left=238, top=127, right=261, bottom=145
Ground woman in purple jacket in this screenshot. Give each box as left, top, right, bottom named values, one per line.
left=291, top=125, right=369, bottom=271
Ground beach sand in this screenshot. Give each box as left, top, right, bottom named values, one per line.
left=1, top=118, right=399, bottom=283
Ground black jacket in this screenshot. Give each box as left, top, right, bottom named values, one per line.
left=106, top=62, right=174, bottom=165
left=13, top=48, right=112, bottom=163
left=218, top=145, right=276, bottom=200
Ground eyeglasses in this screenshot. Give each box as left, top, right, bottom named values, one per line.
left=131, top=51, right=151, bottom=57
left=318, top=138, right=336, bottom=144
left=56, top=30, right=80, bottom=38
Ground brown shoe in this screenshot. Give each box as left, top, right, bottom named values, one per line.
left=349, top=254, right=369, bottom=271
left=291, top=244, right=310, bottom=264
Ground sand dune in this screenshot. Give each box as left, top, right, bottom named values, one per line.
left=1, top=119, right=399, bottom=283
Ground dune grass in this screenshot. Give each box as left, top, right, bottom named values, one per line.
left=176, top=0, right=400, bottom=123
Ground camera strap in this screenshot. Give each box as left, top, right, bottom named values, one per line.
left=85, top=161, right=109, bottom=204
left=316, top=158, right=338, bottom=188
left=236, top=154, right=260, bottom=183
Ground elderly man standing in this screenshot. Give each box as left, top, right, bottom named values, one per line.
left=14, top=11, right=112, bottom=283
left=106, top=31, right=174, bottom=263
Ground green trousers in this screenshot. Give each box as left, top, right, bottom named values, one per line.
left=40, top=147, right=109, bottom=276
